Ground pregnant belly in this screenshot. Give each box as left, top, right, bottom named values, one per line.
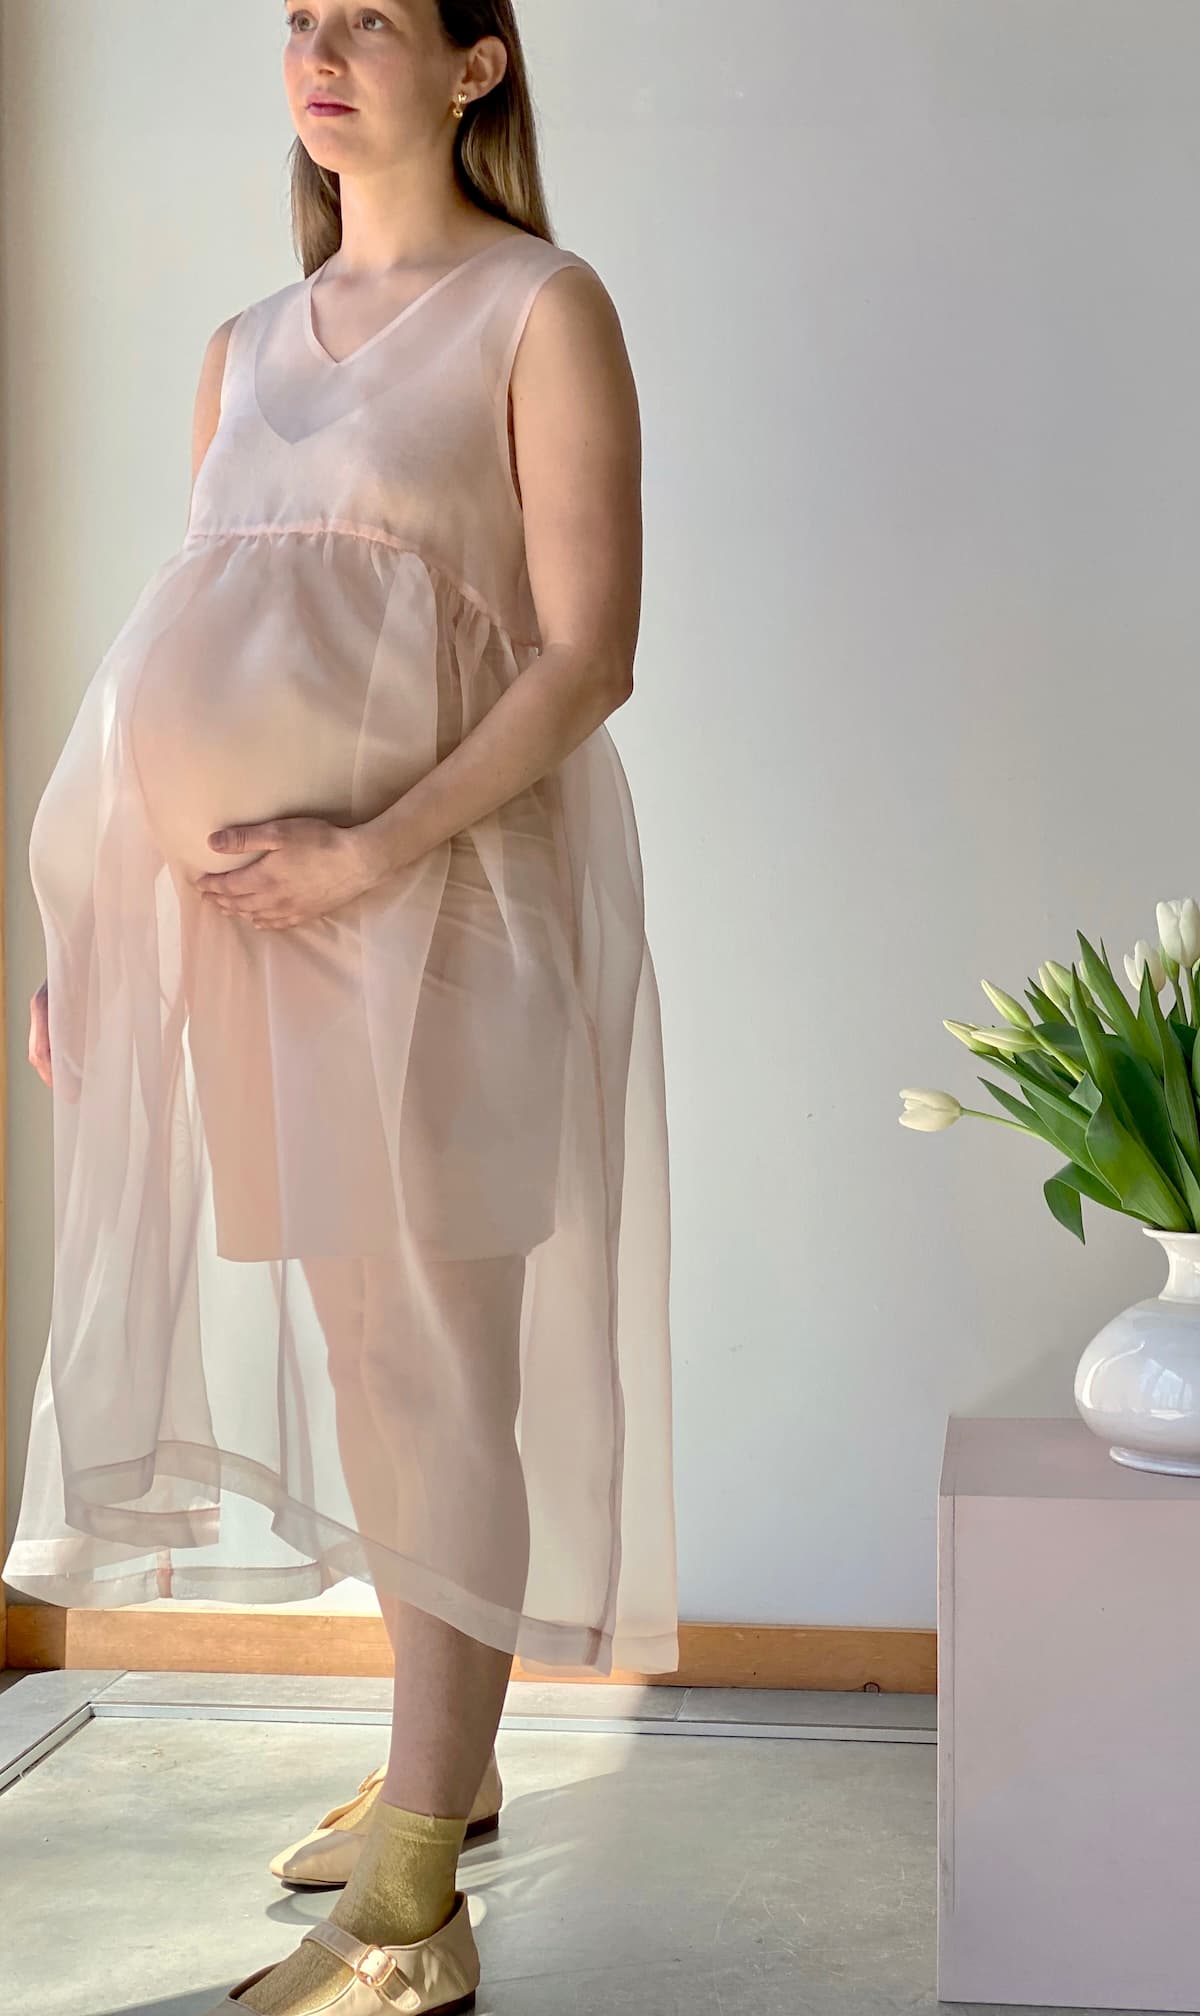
left=127, top=534, right=442, bottom=879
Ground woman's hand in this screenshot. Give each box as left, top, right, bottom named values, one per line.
left=28, top=978, right=52, bottom=1089
left=193, top=816, right=385, bottom=929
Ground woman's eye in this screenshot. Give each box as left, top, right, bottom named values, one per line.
left=285, top=7, right=389, bottom=29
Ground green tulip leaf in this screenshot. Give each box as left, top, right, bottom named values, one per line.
left=1044, top=1154, right=1139, bottom=1243
left=976, top=1074, right=1115, bottom=1193
left=975, top=1077, right=1043, bottom=1131
left=1067, top=966, right=1185, bottom=1189
left=1044, top=1169, right=1086, bottom=1243
left=1070, top=1072, right=1103, bottom=1116
left=1024, top=1086, right=1106, bottom=1174
left=1082, top=1098, right=1191, bottom=1228
left=1106, top=1046, right=1191, bottom=1191
left=1026, top=980, right=1068, bottom=1025
left=1031, top=1019, right=1088, bottom=1071
left=1135, top=959, right=1200, bottom=1187
left=994, top=1056, right=1090, bottom=1124
left=1080, top=933, right=1156, bottom=1064
left=1176, top=1156, right=1200, bottom=1230
left=1051, top=1156, right=1122, bottom=1208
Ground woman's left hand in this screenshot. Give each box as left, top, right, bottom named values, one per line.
left=193, top=817, right=383, bottom=929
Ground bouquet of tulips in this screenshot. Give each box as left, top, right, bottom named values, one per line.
left=899, top=899, right=1200, bottom=1244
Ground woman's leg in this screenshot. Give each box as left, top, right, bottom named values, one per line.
left=238, top=1244, right=528, bottom=2015
left=303, top=1243, right=529, bottom=1810
left=365, top=1244, right=529, bottom=1814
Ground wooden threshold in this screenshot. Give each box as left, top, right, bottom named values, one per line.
left=5, top=1606, right=936, bottom=1692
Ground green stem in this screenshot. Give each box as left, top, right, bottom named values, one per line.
left=1023, top=1035, right=1083, bottom=1081
left=958, top=1107, right=1035, bottom=1131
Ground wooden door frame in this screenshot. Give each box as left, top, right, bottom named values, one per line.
left=1, top=502, right=8, bottom=1674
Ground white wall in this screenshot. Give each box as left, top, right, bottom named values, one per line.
left=5, top=0, right=1197, bottom=1634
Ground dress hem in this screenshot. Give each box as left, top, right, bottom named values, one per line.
left=3, top=1435, right=680, bottom=1679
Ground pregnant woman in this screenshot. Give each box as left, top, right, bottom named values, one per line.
left=3, top=3, right=678, bottom=2010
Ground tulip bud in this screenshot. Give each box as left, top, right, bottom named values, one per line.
left=981, top=980, right=1033, bottom=1030
left=1038, top=962, right=1072, bottom=1014
left=943, top=1019, right=1038, bottom=1056
left=899, top=1088, right=962, bottom=1132
left=976, top=1024, right=1040, bottom=1055
left=943, top=1019, right=991, bottom=1053
left=1157, top=900, right=1186, bottom=968
left=1124, top=939, right=1167, bottom=995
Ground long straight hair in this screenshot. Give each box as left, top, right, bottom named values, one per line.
left=288, top=0, right=555, bottom=276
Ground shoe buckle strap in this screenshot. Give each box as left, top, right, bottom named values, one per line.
left=301, top=1922, right=417, bottom=2005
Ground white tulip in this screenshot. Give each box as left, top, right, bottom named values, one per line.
left=1124, top=939, right=1167, bottom=994
left=979, top=1025, right=1039, bottom=1055
left=1154, top=899, right=1200, bottom=968
left=1039, top=962, right=1074, bottom=1014
left=943, top=1019, right=994, bottom=1054
left=981, top=980, right=1033, bottom=1029
left=899, top=1088, right=962, bottom=1132
left=943, top=1019, right=1038, bottom=1057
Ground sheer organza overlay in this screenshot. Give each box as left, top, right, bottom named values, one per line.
left=3, top=232, right=679, bottom=1678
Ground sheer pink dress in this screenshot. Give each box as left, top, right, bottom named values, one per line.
left=2, top=230, right=679, bottom=1679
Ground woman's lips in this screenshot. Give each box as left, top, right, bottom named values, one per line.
left=308, top=102, right=355, bottom=116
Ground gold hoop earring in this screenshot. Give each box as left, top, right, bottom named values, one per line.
left=452, top=90, right=467, bottom=121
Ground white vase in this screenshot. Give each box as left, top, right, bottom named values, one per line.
left=1074, top=1227, right=1200, bottom=1476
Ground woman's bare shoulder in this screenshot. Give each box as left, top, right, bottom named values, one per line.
left=513, top=248, right=630, bottom=397
left=190, top=315, right=241, bottom=483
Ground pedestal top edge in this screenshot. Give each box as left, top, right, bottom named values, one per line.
left=939, top=1415, right=1200, bottom=1502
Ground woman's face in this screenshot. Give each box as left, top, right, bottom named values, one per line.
left=282, top=1, right=467, bottom=170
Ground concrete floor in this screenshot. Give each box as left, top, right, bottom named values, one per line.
left=0, top=1672, right=1166, bottom=2016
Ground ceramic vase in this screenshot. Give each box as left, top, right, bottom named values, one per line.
left=1074, top=1227, right=1200, bottom=1476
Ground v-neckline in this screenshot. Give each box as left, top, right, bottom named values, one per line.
left=303, top=234, right=520, bottom=369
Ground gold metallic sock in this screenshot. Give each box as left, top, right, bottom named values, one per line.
left=239, top=1800, right=468, bottom=2016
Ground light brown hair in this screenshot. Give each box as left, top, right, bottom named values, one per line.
left=289, top=0, right=554, bottom=275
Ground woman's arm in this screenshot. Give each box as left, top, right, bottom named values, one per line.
left=187, top=316, right=238, bottom=530
left=353, top=262, right=642, bottom=887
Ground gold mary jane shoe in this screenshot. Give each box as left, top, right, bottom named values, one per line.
left=270, top=1751, right=504, bottom=1889
left=210, top=1890, right=479, bottom=2013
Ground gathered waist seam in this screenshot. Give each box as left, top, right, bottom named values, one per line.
left=182, top=520, right=536, bottom=646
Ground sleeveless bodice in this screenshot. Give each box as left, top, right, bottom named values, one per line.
left=187, top=231, right=582, bottom=642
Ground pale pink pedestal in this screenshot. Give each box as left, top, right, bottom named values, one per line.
left=937, top=1416, right=1200, bottom=2013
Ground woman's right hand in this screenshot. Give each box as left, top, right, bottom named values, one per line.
left=29, top=978, right=53, bottom=1089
